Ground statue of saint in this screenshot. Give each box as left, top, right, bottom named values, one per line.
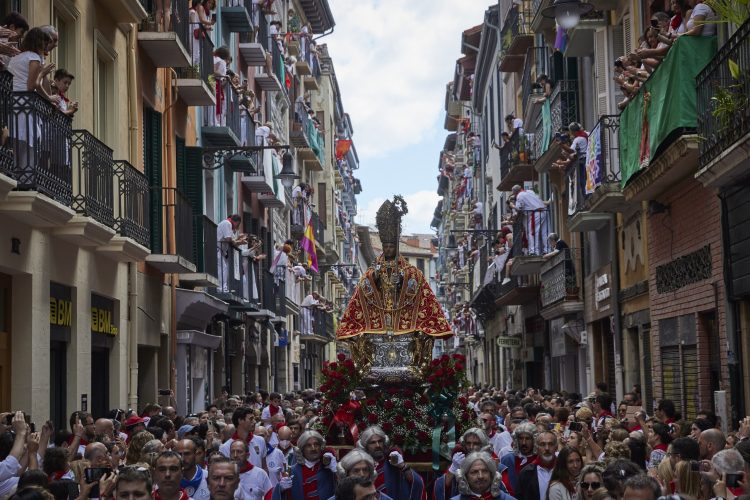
left=337, top=196, right=452, bottom=382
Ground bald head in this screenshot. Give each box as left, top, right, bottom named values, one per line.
left=277, top=426, right=292, bottom=441
left=163, top=406, right=177, bottom=420
left=700, top=429, right=726, bottom=459
left=95, top=418, right=114, bottom=438
left=84, top=442, right=110, bottom=467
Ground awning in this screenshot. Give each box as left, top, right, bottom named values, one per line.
left=176, top=288, right=229, bottom=331
left=176, top=329, right=222, bottom=350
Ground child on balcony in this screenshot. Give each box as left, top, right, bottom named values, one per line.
left=51, top=69, right=78, bottom=117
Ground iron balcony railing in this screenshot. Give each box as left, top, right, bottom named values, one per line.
left=311, top=210, right=325, bottom=244
left=540, top=247, right=581, bottom=308
left=271, top=34, right=285, bottom=90
left=194, top=215, right=218, bottom=275
left=696, top=16, right=750, bottom=169
left=0, top=72, right=12, bottom=178
left=262, top=269, right=287, bottom=316
left=521, top=47, right=551, bottom=118
left=10, top=91, right=73, bottom=206
left=113, top=160, right=150, bottom=248
left=139, top=0, right=190, bottom=47
left=216, top=243, right=243, bottom=295
left=206, top=80, right=243, bottom=140
left=156, top=187, right=195, bottom=263
left=534, top=79, right=579, bottom=160
left=500, top=128, right=534, bottom=180
left=71, top=130, right=115, bottom=227
left=499, top=0, right=533, bottom=53
left=565, top=114, right=620, bottom=215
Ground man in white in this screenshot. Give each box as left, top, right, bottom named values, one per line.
left=300, top=292, right=320, bottom=335
left=217, top=214, right=244, bottom=293
left=229, top=440, right=272, bottom=500
left=254, top=122, right=271, bottom=147
left=176, top=438, right=210, bottom=500
left=512, top=185, right=548, bottom=256
left=220, top=407, right=267, bottom=469
left=265, top=426, right=294, bottom=488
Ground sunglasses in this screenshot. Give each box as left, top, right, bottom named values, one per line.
left=581, top=482, right=601, bottom=490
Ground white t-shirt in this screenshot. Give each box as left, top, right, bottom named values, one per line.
left=235, top=466, right=272, bottom=500
left=265, top=447, right=286, bottom=487
left=183, top=468, right=210, bottom=500
left=255, top=125, right=270, bottom=146
left=292, top=265, right=307, bottom=278
left=571, top=135, right=588, bottom=158
left=214, top=56, right=227, bottom=77
left=516, top=190, right=546, bottom=211
left=687, top=3, right=716, bottom=36
left=301, top=294, right=318, bottom=308
left=217, top=219, right=234, bottom=243
left=219, top=435, right=267, bottom=468
left=7, top=51, right=42, bottom=91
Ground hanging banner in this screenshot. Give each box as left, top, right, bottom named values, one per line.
left=585, top=122, right=602, bottom=194
left=335, top=139, right=352, bottom=161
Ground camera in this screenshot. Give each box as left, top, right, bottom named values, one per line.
left=727, top=472, right=745, bottom=488
left=84, top=467, right=112, bottom=484
left=569, top=421, right=583, bottom=432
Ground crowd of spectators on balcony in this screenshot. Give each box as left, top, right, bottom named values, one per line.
left=613, top=0, right=717, bottom=109
left=300, top=291, right=335, bottom=335
left=291, top=181, right=314, bottom=226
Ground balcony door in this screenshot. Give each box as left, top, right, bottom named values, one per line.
left=0, top=274, right=10, bottom=411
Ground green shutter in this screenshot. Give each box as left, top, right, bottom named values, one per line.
left=144, top=107, right=163, bottom=254
left=185, top=146, right=205, bottom=270
left=175, top=137, right=187, bottom=195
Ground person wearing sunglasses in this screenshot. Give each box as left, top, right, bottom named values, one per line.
left=578, top=464, right=604, bottom=500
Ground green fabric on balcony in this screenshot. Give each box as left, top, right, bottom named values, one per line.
left=620, top=36, right=717, bottom=187
left=541, top=98, right=551, bottom=153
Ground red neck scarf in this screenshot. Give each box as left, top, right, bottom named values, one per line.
left=574, top=130, right=589, bottom=139
left=532, top=455, right=556, bottom=471
left=670, top=14, right=682, bottom=31
left=49, top=470, right=69, bottom=481
left=269, top=404, right=280, bottom=417
left=232, top=431, right=255, bottom=444
left=654, top=443, right=668, bottom=451
left=239, top=461, right=254, bottom=474
left=152, top=489, right=190, bottom=500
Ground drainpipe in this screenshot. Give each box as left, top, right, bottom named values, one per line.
left=611, top=213, right=624, bottom=403
left=127, top=25, right=139, bottom=411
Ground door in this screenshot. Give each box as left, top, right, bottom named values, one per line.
left=0, top=274, right=10, bottom=411
left=91, top=347, right=109, bottom=418
left=50, top=341, right=67, bottom=430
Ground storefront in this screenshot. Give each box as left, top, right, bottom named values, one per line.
left=91, top=293, right=118, bottom=419
left=50, top=283, right=71, bottom=428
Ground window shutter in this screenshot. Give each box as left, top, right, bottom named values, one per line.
left=143, top=107, right=163, bottom=254
left=622, top=13, right=634, bottom=55
left=594, top=28, right=609, bottom=117
left=611, top=24, right=626, bottom=109
left=185, top=146, right=205, bottom=270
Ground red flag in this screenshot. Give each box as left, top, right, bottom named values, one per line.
left=335, top=139, right=352, bottom=160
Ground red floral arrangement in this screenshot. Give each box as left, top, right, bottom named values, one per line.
left=319, top=353, right=361, bottom=404
left=423, top=353, right=468, bottom=393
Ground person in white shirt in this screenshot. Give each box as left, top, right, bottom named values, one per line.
left=265, top=426, right=294, bottom=488
left=216, top=215, right=245, bottom=293
left=254, top=122, right=271, bottom=147
left=512, top=185, right=548, bottom=256
left=177, top=438, right=210, bottom=500
left=229, top=440, right=272, bottom=500
left=505, top=113, right=524, bottom=136
left=220, top=407, right=267, bottom=469
left=207, top=457, right=240, bottom=500
left=300, top=292, right=321, bottom=334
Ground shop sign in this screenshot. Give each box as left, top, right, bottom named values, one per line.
left=496, top=336, right=521, bottom=348
left=50, top=283, right=72, bottom=331
left=595, top=273, right=611, bottom=311
left=91, top=294, right=118, bottom=335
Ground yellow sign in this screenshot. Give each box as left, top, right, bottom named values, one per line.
left=91, top=307, right=118, bottom=335
left=50, top=298, right=72, bottom=327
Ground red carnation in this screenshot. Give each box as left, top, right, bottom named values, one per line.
left=431, top=358, right=441, bottom=366
left=328, top=362, right=338, bottom=370
left=406, top=421, right=416, bottom=430
left=394, top=414, right=404, bottom=425
left=403, top=388, right=414, bottom=397
left=366, top=398, right=377, bottom=406
left=461, top=411, right=471, bottom=421
left=384, top=400, right=395, bottom=410
left=337, top=352, right=346, bottom=362
left=344, top=359, right=355, bottom=369
left=404, top=400, right=415, bottom=410
left=357, top=421, right=367, bottom=430
left=382, top=422, right=393, bottom=433
left=455, top=363, right=464, bottom=371
left=417, top=431, right=429, bottom=441
left=459, top=396, right=468, bottom=405
left=387, top=387, right=398, bottom=395
left=367, top=413, right=378, bottom=424
left=393, top=434, right=405, bottom=445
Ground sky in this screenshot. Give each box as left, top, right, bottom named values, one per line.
left=323, top=0, right=492, bottom=234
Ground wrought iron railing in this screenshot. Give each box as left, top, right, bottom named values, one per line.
left=194, top=215, right=218, bottom=274
left=305, top=118, right=325, bottom=164
left=139, top=0, right=189, bottom=48
left=512, top=207, right=551, bottom=257
left=113, top=161, right=150, bottom=248
left=521, top=47, right=551, bottom=117
left=10, top=91, right=73, bottom=206
left=271, top=34, right=285, bottom=89
left=216, top=243, right=243, bottom=294
left=540, top=247, right=581, bottom=307
left=257, top=14, right=270, bottom=51
left=696, top=17, right=750, bottom=169
left=0, top=72, right=12, bottom=178
left=71, top=130, right=115, bottom=227
left=499, top=1, right=533, bottom=54
left=263, top=270, right=287, bottom=316
left=499, top=128, right=533, bottom=180
left=182, top=23, right=214, bottom=84
left=550, top=80, right=579, bottom=139
left=156, top=187, right=194, bottom=263
left=311, top=210, right=325, bottom=244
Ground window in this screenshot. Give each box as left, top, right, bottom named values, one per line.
left=417, top=258, right=425, bottom=274
left=94, top=31, right=117, bottom=145
left=52, top=1, right=80, bottom=100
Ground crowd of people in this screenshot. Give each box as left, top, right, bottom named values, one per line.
left=3, top=383, right=750, bottom=500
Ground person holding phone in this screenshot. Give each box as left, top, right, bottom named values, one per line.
left=711, top=449, right=747, bottom=499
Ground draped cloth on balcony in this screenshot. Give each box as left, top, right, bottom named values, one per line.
left=619, top=36, right=717, bottom=187
left=336, top=255, right=452, bottom=339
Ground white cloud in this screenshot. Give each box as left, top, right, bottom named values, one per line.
left=357, top=190, right=441, bottom=234
left=325, top=0, right=491, bottom=160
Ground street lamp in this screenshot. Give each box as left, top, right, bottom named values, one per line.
left=274, top=151, right=299, bottom=189
left=541, top=0, right=593, bottom=29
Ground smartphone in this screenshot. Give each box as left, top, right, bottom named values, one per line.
left=690, top=461, right=701, bottom=472
left=547, top=423, right=556, bottom=431
left=569, top=421, right=583, bottom=432
left=2, top=414, right=10, bottom=426
left=650, top=19, right=659, bottom=28
left=726, top=472, right=744, bottom=488
left=84, top=467, right=112, bottom=484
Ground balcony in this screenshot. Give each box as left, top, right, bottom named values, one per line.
left=509, top=209, right=550, bottom=276
left=534, top=80, right=579, bottom=173
left=311, top=211, right=325, bottom=249
left=221, top=0, right=254, bottom=33
left=284, top=271, right=303, bottom=313
left=175, top=23, right=215, bottom=106
left=102, top=160, right=151, bottom=262
left=568, top=115, right=625, bottom=232
left=258, top=154, right=285, bottom=209
left=498, top=0, right=533, bottom=73
left=620, top=36, right=717, bottom=201
left=179, top=215, right=219, bottom=287
left=241, top=149, right=274, bottom=192
left=262, top=270, right=287, bottom=317
left=530, top=0, right=554, bottom=32
left=138, top=0, right=190, bottom=68
left=295, top=37, right=313, bottom=76
left=539, top=248, right=583, bottom=319
left=145, top=187, right=197, bottom=274
left=521, top=47, right=552, bottom=129
left=111, top=0, right=148, bottom=23
left=696, top=18, right=750, bottom=188
left=497, top=129, right=535, bottom=191
left=0, top=91, right=75, bottom=227
left=495, top=274, right=540, bottom=306
left=202, top=82, right=242, bottom=147
left=294, top=116, right=325, bottom=171
left=55, top=130, right=117, bottom=246
left=303, top=54, right=322, bottom=91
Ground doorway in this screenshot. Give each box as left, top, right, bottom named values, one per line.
left=91, top=346, right=110, bottom=418
left=0, top=274, right=10, bottom=411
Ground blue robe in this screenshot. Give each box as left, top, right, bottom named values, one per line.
left=375, top=460, right=425, bottom=500
left=270, top=463, right=335, bottom=500
left=433, top=473, right=459, bottom=500
left=451, top=493, right=516, bottom=500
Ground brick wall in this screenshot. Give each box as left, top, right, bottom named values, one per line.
left=647, top=177, right=727, bottom=414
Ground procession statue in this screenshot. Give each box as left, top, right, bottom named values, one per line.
left=337, top=196, right=452, bottom=383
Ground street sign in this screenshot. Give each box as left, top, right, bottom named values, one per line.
left=496, top=336, right=521, bottom=348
